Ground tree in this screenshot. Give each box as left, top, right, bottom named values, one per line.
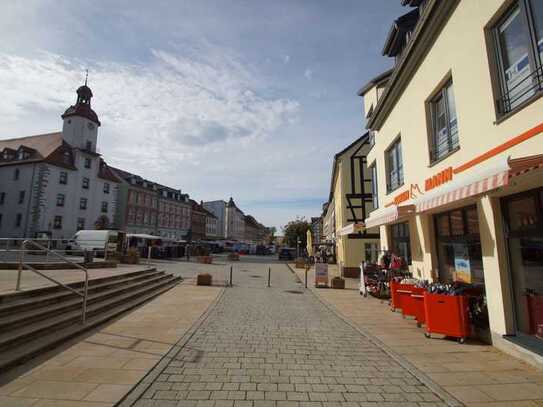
left=282, top=217, right=310, bottom=249
left=266, top=226, right=277, bottom=245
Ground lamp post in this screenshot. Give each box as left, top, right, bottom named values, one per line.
left=297, top=237, right=301, bottom=259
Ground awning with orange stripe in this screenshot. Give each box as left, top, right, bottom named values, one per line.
left=416, top=154, right=543, bottom=213
left=364, top=204, right=415, bottom=229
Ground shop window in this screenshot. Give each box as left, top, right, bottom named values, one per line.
left=390, top=222, right=411, bottom=265
left=385, top=138, right=404, bottom=193
left=429, top=80, right=459, bottom=163
left=491, top=0, right=543, bottom=116
left=59, top=171, right=68, bottom=185
left=365, top=242, right=380, bottom=264
left=434, top=206, right=484, bottom=284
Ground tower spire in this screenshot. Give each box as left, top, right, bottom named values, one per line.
left=84, top=69, right=88, bottom=86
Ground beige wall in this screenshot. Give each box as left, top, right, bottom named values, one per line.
left=364, top=0, right=543, bottom=341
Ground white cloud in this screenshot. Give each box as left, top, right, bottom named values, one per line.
left=282, top=55, right=290, bottom=64
left=0, top=49, right=299, bottom=172
left=304, top=68, right=313, bottom=80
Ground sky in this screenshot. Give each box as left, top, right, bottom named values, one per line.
left=0, top=0, right=405, bottom=232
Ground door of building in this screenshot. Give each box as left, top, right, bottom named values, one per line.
left=503, top=189, right=543, bottom=342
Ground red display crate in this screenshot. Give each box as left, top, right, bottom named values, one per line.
left=412, top=293, right=425, bottom=326
left=423, top=292, right=470, bottom=343
left=390, top=281, right=416, bottom=311
left=401, top=286, right=426, bottom=320
left=527, top=294, right=543, bottom=336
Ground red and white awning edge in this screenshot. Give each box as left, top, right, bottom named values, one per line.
left=364, top=205, right=415, bottom=229
left=337, top=223, right=365, bottom=236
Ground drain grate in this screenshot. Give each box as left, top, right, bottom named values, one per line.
left=250, top=275, right=261, bottom=278
left=284, top=290, right=303, bottom=294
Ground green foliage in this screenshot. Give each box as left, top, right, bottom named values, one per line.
left=282, top=217, right=310, bottom=249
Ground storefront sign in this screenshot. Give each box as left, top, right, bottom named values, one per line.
left=315, top=263, right=329, bottom=286
left=425, top=167, right=453, bottom=191
left=453, top=244, right=471, bottom=283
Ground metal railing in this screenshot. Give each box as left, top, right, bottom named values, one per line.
left=5, top=239, right=89, bottom=324
left=497, top=64, right=543, bottom=115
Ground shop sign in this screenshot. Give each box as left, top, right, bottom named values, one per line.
left=425, top=167, right=453, bottom=192
left=453, top=244, right=471, bottom=283
left=315, top=263, right=329, bottom=286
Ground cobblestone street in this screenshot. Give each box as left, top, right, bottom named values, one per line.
left=131, top=261, right=448, bottom=407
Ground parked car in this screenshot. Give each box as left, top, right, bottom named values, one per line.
left=278, top=248, right=296, bottom=261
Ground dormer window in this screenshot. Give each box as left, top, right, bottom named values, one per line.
left=63, top=151, right=71, bottom=165
left=85, top=141, right=92, bottom=151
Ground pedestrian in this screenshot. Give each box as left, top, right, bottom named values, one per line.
left=186, top=244, right=190, bottom=261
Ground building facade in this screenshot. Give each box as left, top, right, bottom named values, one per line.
left=157, top=187, right=191, bottom=241
left=0, top=84, right=119, bottom=239
left=326, top=133, right=380, bottom=276
left=203, top=200, right=226, bottom=238
left=225, top=197, right=245, bottom=240
left=189, top=199, right=206, bottom=241
left=203, top=205, right=218, bottom=239
left=310, top=217, right=323, bottom=245
left=362, top=0, right=543, bottom=365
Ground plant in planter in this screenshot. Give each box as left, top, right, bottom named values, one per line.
left=227, top=253, right=239, bottom=261
left=331, top=276, right=345, bottom=289
left=197, top=273, right=212, bottom=286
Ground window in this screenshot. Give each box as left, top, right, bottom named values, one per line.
left=492, top=0, right=543, bottom=115
left=364, top=242, right=380, bottom=264
left=434, top=206, right=483, bottom=284
left=77, top=217, right=85, bottom=230
left=80, top=197, right=88, bottom=210
left=390, top=222, right=412, bottom=265
left=56, top=193, right=65, bottom=207
left=14, top=168, right=19, bottom=180
left=86, top=140, right=92, bottom=151
left=0, top=213, right=2, bottom=228
left=101, top=201, right=108, bottom=213
left=429, top=80, right=459, bottom=162
left=15, top=213, right=22, bottom=227
left=0, top=192, right=5, bottom=205
left=63, top=151, right=71, bottom=165
left=84, top=158, right=91, bottom=169
left=385, top=138, right=404, bottom=193
left=53, top=216, right=62, bottom=229
left=370, top=162, right=379, bottom=210
left=59, top=171, right=68, bottom=185
left=82, top=177, right=89, bottom=189
left=18, top=190, right=25, bottom=204
left=103, top=183, right=110, bottom=194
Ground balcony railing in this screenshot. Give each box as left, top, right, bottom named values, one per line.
left=497, top=64, right=543, bottom=115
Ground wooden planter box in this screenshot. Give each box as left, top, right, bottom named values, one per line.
left=331, top=277, right=345, bottom=289
left=197, top=273, right=212, bottom=286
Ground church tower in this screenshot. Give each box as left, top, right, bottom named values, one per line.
left=61, top=77, right=101, bottom=152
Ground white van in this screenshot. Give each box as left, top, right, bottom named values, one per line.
left=72, top=230, right=120, bottom=252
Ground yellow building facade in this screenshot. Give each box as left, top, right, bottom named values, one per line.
left=327, top=134, right=380, bottom=277
left=363, top=0, right=543, bottom=366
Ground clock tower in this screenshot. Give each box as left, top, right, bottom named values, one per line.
left=61, top=81, right=101, bottom=152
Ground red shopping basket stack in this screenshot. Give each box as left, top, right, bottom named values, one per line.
left=423, top=291, right=470, bottom=343
left=401, top=286, right=426, bottom=324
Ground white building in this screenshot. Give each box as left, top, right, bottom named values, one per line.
left=0, top=83, right=120, bottom=239
left=225, top=197, right=245, bottom=241
left=203, top=200, right=226, bottom=238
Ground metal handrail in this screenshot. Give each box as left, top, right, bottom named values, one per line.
left=17, top=239, right=89, bottom=324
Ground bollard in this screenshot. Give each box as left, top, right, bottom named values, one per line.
left=229, top=265, right=233, bottom=287
left=305, top=267, right=308, bottom=289
left=268, top=266, right=271, bottom=287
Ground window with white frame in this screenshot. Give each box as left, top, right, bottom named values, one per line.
left=429, top=80, right=459, bottom=163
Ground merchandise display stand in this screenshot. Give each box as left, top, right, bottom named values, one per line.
left=423, top=291, right=471, bottom=343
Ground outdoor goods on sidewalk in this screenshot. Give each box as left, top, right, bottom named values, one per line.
left=423, top=291, right=471, bottom=343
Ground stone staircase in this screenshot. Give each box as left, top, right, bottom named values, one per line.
left=0, top=268, right=181, bottom=372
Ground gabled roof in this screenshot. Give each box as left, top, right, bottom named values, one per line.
left=357, top=68, right=394, bottom=97
left=98, top=159, right=121, bottom=183
left=328, top=132, right=370, bottom=202
left=0, top=132, right=63, bottom=161
left=382, top=8, right=420, bottom=58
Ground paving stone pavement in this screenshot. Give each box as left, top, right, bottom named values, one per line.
left=132, top=262, right=450, bottom=407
